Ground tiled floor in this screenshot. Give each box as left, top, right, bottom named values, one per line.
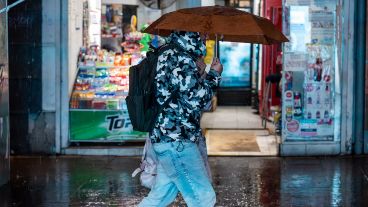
left=201, top=106, right=264, bottom=129
left=201, top=106, right=279, bottom=156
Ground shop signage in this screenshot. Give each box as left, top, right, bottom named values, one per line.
left=106, top=114, right=131, bottom=131
left=70, top=110, right=147, bottom=141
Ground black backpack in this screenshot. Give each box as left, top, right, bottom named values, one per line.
left=126, top=44, right=181, bottom=132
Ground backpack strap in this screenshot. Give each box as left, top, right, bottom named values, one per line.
left=131, top=136, right=151, bottom=177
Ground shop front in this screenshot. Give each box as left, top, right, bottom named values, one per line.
left=68, top=0, right=148, bottom=143
left=59, top=0, right=361, bottom=156
left=62, top=0, right=274, bottom=155
left=63, top=0, right=204, bottom=150
left=280, top=0, right=341, bottom=155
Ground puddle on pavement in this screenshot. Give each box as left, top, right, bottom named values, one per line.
left=0, top=156, right=367, bottom=206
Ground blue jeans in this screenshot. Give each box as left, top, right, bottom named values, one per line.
left=138, top=141, right=216, bottom=207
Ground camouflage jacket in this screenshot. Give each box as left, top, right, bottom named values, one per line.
left=150, top=31, right=221, bottom=143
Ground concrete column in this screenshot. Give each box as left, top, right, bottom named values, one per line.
left=61, top=0, right=69, bottom=150
left=42, top=0, right=62, bottom=154
left=340, top=0, right=355, bottom=154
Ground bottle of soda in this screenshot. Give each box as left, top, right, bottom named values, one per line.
left=293, top=92, right=302, bottom=117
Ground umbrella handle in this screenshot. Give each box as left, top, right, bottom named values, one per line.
left=214, top=34, right=224, bottom=59
left=215, top=34, right=218, bottom=58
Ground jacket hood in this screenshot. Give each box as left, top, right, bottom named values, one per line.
left=169, top=31, right=206, bottom=59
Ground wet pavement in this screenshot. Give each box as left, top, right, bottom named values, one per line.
left=0, top=156, right=368, bottom=207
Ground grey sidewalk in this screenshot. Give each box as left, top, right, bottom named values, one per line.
left=1, top=156, right=367, bottom=207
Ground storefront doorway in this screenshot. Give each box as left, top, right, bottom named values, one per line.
left=198, top=0, right=279, bottom=156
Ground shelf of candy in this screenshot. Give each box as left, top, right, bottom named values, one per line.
left=71, top=60, right=130, bottom=110
left=121, top=31, right=144, bottom=54
left=94, top=49, right=143, bottom=67
left=71, top=41, right=146, bottom=111
left=77, top=44, right=145, bottom=69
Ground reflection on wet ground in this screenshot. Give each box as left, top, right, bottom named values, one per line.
left=0, top=156, right=367, bottom=206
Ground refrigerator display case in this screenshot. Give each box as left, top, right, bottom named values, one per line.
left=69, top=47, right=147, bottom=142
left=281, top=0, right=341, bottom=155
left=219, top=41, right=251, bottom=88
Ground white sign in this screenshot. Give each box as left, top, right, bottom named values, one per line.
left=284, top=53, right=307, bottom=71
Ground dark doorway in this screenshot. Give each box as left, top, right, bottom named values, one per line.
left=8, top=0, right=42, bottom=154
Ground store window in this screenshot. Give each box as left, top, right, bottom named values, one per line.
left=69, top=1, right=147, bottom=142
left=282, top=0, right=339, bottom=141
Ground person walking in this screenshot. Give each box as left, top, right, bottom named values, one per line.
left=138, top=31, right=223, bottom=207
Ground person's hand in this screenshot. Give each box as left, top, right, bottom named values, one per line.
left=211, top=58, right=223, bottom=75
left=196, top=58, right=206, bottom=76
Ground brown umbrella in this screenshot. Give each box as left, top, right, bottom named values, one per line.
left=144, top=5, right=288, bottom=45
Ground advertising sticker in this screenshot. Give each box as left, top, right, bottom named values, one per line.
left=286, top=120, right=300, bottom=134
left=300, top=119, right=318, bottom=136
left=284, top=90, right=294, bottom=103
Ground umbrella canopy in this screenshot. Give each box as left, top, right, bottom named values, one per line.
left=144, top=5, right=288, bottom=44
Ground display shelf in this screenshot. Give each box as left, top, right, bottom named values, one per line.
left=69, top=41, right=145, bottom=142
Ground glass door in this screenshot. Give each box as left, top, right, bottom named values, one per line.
left=281, top=0, right=340, bottom=155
